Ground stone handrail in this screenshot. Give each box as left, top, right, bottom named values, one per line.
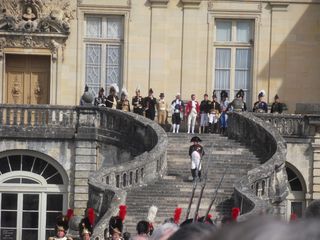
left=227, top=112, right=288, bottom=220
left=88, top=110, right=167, bottom=239
left=0, top=104, right=168, bottom=238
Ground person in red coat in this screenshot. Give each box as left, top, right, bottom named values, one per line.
left=185, top=94, right=200, bottom=134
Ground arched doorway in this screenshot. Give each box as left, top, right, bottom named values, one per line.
left=285, top=163, right=306, bottom=220
left=0, top=152, right=68, bottom=240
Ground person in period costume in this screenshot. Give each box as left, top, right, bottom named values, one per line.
left=144, top=88, right=157, bottom=120
left=106, top=84, right=119, bottom=109
left=147, top=205, right=158, bottom=237
left=208, top=93, right=221, bottom=134
left=271, top=94, right=283, bottom=114
left=171, top=93, right=184, bottom=133
left=105, top=205, right=127, bottom=240
left=132, top=220, right=150, bottom=240
left=219, top=91, right=229, bottom=135
left=253, top=90, right=268, bottom=113
left=229, top=89, right=247, bottom=112
left=79, top=208, right=95, bottom=239
left=48, top=215, right=73, bottom=240
left=199, top=94, right=211, bottom=134
left=189, top=136, right=205, bottom=181
left=94, top=87, right=107, bottom=107
left=132, top=88, right=144, bottom=115
left=80, top=85, right=93, bottom=106
left=185, top=94, right=200, bottom=134
left=117, top=88, right=131, bottom=112
left=157, top=93, right=168, bottom=126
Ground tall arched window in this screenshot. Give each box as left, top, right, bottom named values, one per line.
left=0, top=153, right=68, bottom=240
left=285, top=165, right=306, bottom=220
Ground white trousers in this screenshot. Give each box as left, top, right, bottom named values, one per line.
left=209, top=113, right=219, bottom=124
left=191, top=151, right=201, bottom=170
left=188, top=111, right=197, bottom=133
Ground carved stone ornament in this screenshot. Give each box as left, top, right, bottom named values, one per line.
left=0, top=0, right=75, bottom=56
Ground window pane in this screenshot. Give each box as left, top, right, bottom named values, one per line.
left=47, top=195, right=63, bottom=211
left=1, top=211, right=17, bottom=227
left=46, top=212, right=62, bottom=228
left=237, top=21, right=251, bottom=43
left=9, top=155, right=21, bottom=171
left=21, top=178, right=39, bottom=184
left=235, top=49, right=251, bottom=103
left=22, top=230, right=38, bottom=240
left=86, top=44, right=102, bottom=97
left=4, top=178, right=20, bottom=184
left=86, top=17, right=102, bottom=38
left=22, top=212, right=39, bottom=228
left=216, top=20, right=231, bottom=42
left=106, top=45, right=121, bottom=89
left=47, top=173, right=63, bottom=185
left=23, top=194, right=39, bottom=211
left=215, top=48, right=231, bottom=97
left=2, top=194, right=17, bottom=210
left=32, top=158, right=47, bottom=175
left=0, top=229, right=17, bottom=239
left=22, top=155, right=35, bottom=172
left=0, top=157, right=10, bottom=174
left=42, top=164, right=57, bottom=179
left=107, top=17, right=123, bottom=40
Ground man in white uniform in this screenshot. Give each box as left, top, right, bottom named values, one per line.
left=188, top=136, right=205, bottom=181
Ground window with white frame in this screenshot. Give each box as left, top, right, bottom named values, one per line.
left=84, top=15, right=124, bottom=96
left=213, top=19, right=254, bottom=105
left=0, top=154, right=67, bottom=240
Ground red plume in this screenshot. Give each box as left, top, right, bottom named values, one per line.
left=87, top=208, right=95, bottom=226
left=173, top=208, right=182, bottom=224
left=66, top=209, right=74, bottom=220
left=118, top=205, right=127, bottom=222
left=207, top=214, right=213, bottom=219
left=231, top=208, right=240, bottom=222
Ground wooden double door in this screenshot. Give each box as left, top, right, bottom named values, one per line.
left=6, top=55, right=50, bottom=105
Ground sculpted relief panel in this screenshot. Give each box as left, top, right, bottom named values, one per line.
left=0, top=0, right=75, bottom=55
left=0, top=0, right=75, bottom=33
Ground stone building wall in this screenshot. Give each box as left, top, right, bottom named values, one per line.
left=1, top=0, right=320, bottom=111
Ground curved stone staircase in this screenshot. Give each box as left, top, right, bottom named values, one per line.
left=124, top=133, right=261, bottom=233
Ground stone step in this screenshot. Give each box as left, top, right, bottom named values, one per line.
left=124, top=133, right=261, bottom=233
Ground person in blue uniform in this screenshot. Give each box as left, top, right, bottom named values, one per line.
left=253, top=90, right=268, bottom=113
left=219, top=90, right=229, bottom=135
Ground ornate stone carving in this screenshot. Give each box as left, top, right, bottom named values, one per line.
left=0, top=1, right=74, bottom=60
left=0, top=0, right=75, bottom=34
left=12, top=76, right=21, bottom=104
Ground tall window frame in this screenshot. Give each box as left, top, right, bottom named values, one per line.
left=213, top=19, right=254, bottom=106
left=84, top=15, right=124, bottom=96
left=0, top=153, right=68, bottom=240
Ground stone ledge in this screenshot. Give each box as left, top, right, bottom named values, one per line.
left=149, top=0, right=169, bottom=7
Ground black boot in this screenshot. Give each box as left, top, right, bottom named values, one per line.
left=198, top=170, right=202, bottom=181
left=191, top=169, right=196, bottom=181
left=208, top=123, right=212, bottom=134
left=213, top=123, right=217, bottom=134
left=204, top=126, right=209, bottom=134
left=200, top=126, right=204, bottom=134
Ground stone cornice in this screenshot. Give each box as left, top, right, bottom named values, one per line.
left=181, top=0, right=202, bottom=8
left=149, top=0, right=170, bottom=8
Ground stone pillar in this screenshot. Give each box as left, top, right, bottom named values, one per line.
left=74, top=140, right=98, bottom=215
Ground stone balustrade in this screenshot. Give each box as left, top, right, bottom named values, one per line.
left=0, top=104, right=168, bottom=239
left=253, top=113, right=309, bottom=137
left=228, top=112, right=288, bottom=220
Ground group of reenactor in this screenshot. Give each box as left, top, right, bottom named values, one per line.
left=81, top=85, right=283, bottom=134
